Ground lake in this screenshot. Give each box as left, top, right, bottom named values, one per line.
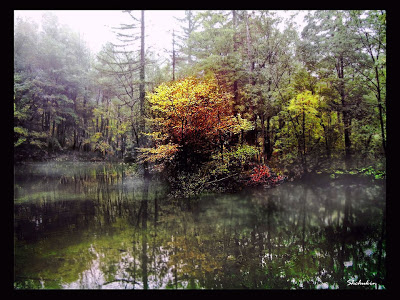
left=14, top=161, right=386, bottom=289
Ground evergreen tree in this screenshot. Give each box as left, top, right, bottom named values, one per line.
left=300, top=10, right=367, bottom=167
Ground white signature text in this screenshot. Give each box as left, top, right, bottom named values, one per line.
left=347, top=279, right=377, bottom=288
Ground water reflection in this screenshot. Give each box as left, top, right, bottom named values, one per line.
left=14, top=162, right=386, bottom=289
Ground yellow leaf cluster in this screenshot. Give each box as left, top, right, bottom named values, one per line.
left=147, top=76, right=237, bottom=141
left=137, top=143, right=179, bottom=163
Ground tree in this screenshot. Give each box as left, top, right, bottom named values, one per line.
left=277, top=91, right=325, bottom=172
left=95, top=10, right=149, bottom=160
left=241, top=11, right=298, bottom=162
left=14, top=12, right=93, bottom=158
left=139, top=10, right=146, bottom=148
left=189, top=10, right=244, bottom=90
left=300, top=10, right=365, bottom=167
left=174, top=10, right=200, bottom=73
left=187, top=10, right=249, bottom=144
left=140, top=76, right=243, bottom=170
left=348, top=10, right=386, bottom=157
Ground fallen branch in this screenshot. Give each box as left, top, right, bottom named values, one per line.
left=196, top=173, right=239, bottom=194
left=103, top=278, right=140, bottom=286
left=203, top=173, right=239, bottom=186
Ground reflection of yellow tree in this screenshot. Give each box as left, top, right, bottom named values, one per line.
left=166, top=234, right=225, bottom=287
left=157, top=205, right=229, bottom=288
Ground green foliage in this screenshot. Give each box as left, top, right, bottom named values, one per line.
left=229, top=144, right=259, bottom=162
left=14, top=126, right=28, bottom=147
left=13, top=10, right=385, bottom=180
left=231, top=114, right=254, bottom=134
left=14, top=12, right=95, bottom=159
left=211, top=144, right=258, bottom=173
left=329, top=166, right=385, bottom=180
left=275, top=91, right=324, bottom=169
left=358, top=166, right=386, bottom=179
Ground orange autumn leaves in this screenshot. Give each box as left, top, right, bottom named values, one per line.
left=139, top=76, right=239, bottom=165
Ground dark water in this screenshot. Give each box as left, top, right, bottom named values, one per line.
left=14, top=162, right=386, bottom=289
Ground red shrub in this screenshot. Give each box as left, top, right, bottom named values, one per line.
left=250, top=165, right=271, bottom=184
left=249, top=164, right=285, bottom=186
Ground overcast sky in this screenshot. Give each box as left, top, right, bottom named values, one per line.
left=14, top=10, right=187, bottom=54
left=14, top=10, right=306, bottom=56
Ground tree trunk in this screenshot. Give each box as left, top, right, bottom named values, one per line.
left=245, top=11, right=255, bottom=85
left=172, top=29, right=176, bottom=81
left=187, top=10, right=193, bottom=64
left=132, top=122, right=139, bottom=147
left=73, top=129, right=77, bottom=150
left=343, top=110, right=352, bottom=167
left=260, top=114, right=265, bottom=164
left=232, top=10, right=239, bottom=114
left=105, top=118, right=109, bottom=140
left=321, top=123, right=331, bottom=159
left=302, top=110, right=307, bottom=173
left=82, top=91, right=88, bottom=152
left=265, top=116, right=272, bottom=160
left=374, top=66, right=386, bottom=156
left=51, top=120, right=55, bottom=138
left=139, top=10, right=146, bottom=149
left=337, top=56, right=352, bottom=168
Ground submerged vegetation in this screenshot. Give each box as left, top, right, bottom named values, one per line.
left=14, top=10, right=386, bottom=196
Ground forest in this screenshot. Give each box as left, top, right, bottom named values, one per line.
left=14, top=10, right=386, bottom=194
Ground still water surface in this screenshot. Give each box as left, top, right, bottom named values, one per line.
left=14, top=162, right=386, bottom=289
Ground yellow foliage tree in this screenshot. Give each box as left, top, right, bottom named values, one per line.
left=139, top=76, right=250, bottom=169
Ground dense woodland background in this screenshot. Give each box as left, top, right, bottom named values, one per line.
left=14, top=10, right=386, bottom=186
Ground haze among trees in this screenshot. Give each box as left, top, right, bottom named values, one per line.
left=14, top=10, right=386, bottom=192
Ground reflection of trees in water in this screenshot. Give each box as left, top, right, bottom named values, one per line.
left=184, top=179, right=386, bottom=289
left=147, top=180, right=384, bottom=289
left=14, top=164, right=385, bottom=289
